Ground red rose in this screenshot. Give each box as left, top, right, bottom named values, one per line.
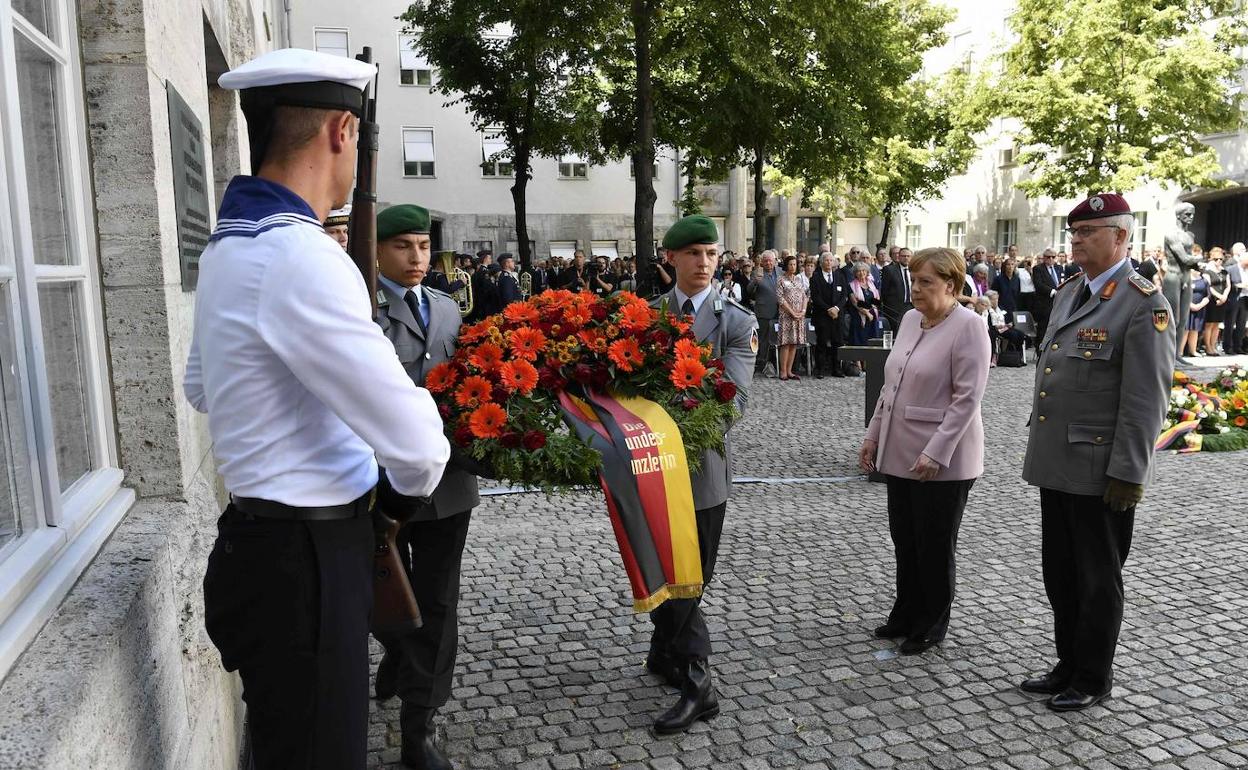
left=647, top=329, right=671, bottom=349
left=522, top=430, right=547, bottom=450
left=538, top=366, right=566, bottom=390
left=682, top=397, right=701, bottom=410
left=453, top=425, right=474, bottom=447
left=572, top=363, right=595, bottom=384
left=591, top=303, right=609, bottom=321
left=500, top=431, right=522, bottom=449
left=715, top=380, right=737, bottom=403
left=709, top=358, right=726, bottom=372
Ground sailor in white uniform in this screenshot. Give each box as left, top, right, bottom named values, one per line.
left=183, top=48, right=449, bottom=770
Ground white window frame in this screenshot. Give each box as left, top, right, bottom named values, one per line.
left=397, top=32, right=433, bottom=87
left=590, top=240, right=619, bottom=260
left=1132, top=212, right=1148, bottom=253
left=1051, top=216, right=1070, bottom=252
left=558, top=154, right=588, bottom=180
left=629, top=159, right=660, bottom=179
left=0, top=0, right=131, bottom=679
left=402, top=127, right=436, bottom=178
left=999, top=146, right=1017, bottom=167
left=905, top=224, right=921, bottom=251
left=947, top=221, right=966, bottom=250
left=480, top=128, right=512, bottom=178
left=549, top=240, right=578, bottom=259
left=312, top=27, right=350, bottom=58
left=995, top=219, right=1017, bottom=254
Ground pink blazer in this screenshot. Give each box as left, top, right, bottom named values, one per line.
left=865, top=305, right=990, bottom=481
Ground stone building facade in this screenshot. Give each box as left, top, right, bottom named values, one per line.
left=0, top=0, right=283, bottom=766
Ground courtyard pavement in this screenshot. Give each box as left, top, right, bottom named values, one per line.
left=367, top=359, right=1248, bottom=769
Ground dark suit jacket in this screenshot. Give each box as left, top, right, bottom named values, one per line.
left=879, top=262, right=914, bottom=329
left=559, top=267, right=586, bottom=292
left=526, top=268, right=548, bottom=295
left=1063, top=262, right=1082, bottom=279
left=425, top=270, right=465, bottom=296
left=746, top=270, right=780, bottom=319
left=1031, top=263, right=1062, bottom=313
left=810, top=269, right=849, bottom=338
left=991, top=271, right=1022, bottom=313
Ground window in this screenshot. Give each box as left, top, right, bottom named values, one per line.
left=905, top=225, right=921, bottom=251
left=1052, top=216, right=1069, bottom=252
left=995, top=219, right=1017, bottom=254
left=313, top=28, right=350, bottom=58
left=558, top=154, right=588, bottom=179
left=480, top=128, right=512, bottom=177
left=951, top=30, right=973, bottom=70
left=463, top=240, right=492, bottom=255
left=402, top=128, right=435, bottom=177
left=398, top=34, right=433, bottom=86
left=947, top=222, right=967, bottom=250
left=590, top=240, right=619, bottom=259
left=1132, top=212, right=1148, bottom=253
left=1, top=0, right=127, bottom=676
left=629, top=159, right=660, bottom=179
left=999, top=146, right=1017, bottom=166
left=796, top=217, right=824, bottom=256
left=708, top=217, right=727, bottom=251
left=549, top=240, right=578, bottom=259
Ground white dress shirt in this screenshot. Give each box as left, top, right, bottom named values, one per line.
left=184, top=176, right=449, bottom=505
left=674, top=284, right=716, bottom=315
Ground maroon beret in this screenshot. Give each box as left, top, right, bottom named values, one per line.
left=1067, top=193, right=1132, bottom=224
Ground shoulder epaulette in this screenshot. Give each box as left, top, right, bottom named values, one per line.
left=424, top=286, right=451, bottom=300
left=1057, top=273, right=1080, bottom=290
left=725, top=296, right=755, bottom=316
left=375, top=290, right=389, bottom=307
left=1128, top=273, right=1157, bottom=296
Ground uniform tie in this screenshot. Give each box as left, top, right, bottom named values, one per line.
left=405, top=288, right=428, bottom=332
left=682, top=298, right=695, bottom=317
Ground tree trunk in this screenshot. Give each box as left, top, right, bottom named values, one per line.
left=632, top=0, right=658, bottom=297
left=510, top=142, right=532, bottom=271
left=877, top=201, right=894, bottom=251
left=751, top=145, right=767, bottom=251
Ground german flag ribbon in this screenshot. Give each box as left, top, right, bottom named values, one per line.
left=558, top=389, right=703, bottom=612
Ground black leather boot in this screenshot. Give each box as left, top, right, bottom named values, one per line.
left=400, top=704, right=453, bottom=770
left=374, top=648, right=400, bottom=701
left=645, top=650, right=686, bottom=689
left=652, top=658, right=719, bottom=735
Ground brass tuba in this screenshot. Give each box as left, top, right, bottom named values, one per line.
left=437, top=251, right=473, bottom=317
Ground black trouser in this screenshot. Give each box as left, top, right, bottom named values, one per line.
left=649, top=502, right=727, bottom=662
left=1040, top=488, right=1134, bottom=696
left=754, top=318, right=777, bottom=372
left=203, top=506, right=373, bottom=770
left=1226, top=296, right=1247, bottom=354
left=885, top=476, right=973, bottom=644
left=1033, top=305, right=1053, bottom=350
left=813, top=314, right=841, bottom=373
left=383, top=510, right=473, bottom=711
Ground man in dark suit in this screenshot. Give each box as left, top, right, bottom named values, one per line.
left=525, top=258, right=549, bottom=296
left=810, top=251, right=849, bottom=377
left=372, top=204, right=481, bottom=770
left=1031, top=248, right=1062, bottom=350
left=466, top=251, right=498, bottom=321
left=746, top=250, right=780, bottom=375
left=879, top=247, right=914, bottom=333
left=559, top=250, right=588, bottom=292
left=496, top=253, right=523, bottom=308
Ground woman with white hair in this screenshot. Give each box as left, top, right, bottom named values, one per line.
left=847, top=261, right=882, bottom=346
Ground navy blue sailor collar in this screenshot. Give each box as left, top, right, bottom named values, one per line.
left=209, top=175, right=324, bottom=242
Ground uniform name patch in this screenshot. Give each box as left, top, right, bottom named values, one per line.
left=1153, top=308, right=1169, bottom=332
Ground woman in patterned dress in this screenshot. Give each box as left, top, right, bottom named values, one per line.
left=777, top=254, right=809, bottom=380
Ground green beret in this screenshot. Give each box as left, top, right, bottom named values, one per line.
left=662, top=214, right=718, bottom=250
left=377, top=204, right=430, bottom=241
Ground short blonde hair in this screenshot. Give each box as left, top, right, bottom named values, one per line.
left=911, top=247, right=966, bottom=293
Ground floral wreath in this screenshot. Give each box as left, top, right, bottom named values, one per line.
left=425, top=289, right=740, bottom=490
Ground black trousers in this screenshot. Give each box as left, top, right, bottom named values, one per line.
left=885, top=476, right=973, bottom=644
left=1226, top=296, right=1248, bottom=354
left=649, top=502, right=727, bottom=662
left=1040, top=488, right=1134, bottom=695
left=813, top=314, right=841, bottom=373
left=754, top=318, right=777, bottom=372
left=203, top=506, right=373, bottom=770
left=383, top=510, right=473, bottom=711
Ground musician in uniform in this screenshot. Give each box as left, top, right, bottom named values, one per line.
left=323, top=203, right=350, bottom=250
left=367, top=204, right=480, bottom=770
left=647, top=215, right=757, bottom=735
left=1020, top=194, right=1174, bottom=711
left=496, top=253, right=523, bottom=307
left=184, top=49, right=449, bottom=769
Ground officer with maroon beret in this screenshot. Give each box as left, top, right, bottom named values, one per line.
left=1019, top=193, right=1174, bottom=712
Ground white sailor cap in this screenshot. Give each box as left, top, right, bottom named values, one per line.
left=324, top=204, right=352, bottom=227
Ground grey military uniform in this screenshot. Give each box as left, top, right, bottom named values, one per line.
left=1022, top=260, right=1175, bottom=497
left=376, top=282, right=480, bottom=519
left=651, top=291, right=757, bottom=510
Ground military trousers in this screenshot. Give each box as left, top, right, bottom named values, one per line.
left=1040, top=488, right=1135, bottom=695
left=884, top=476, right=973, bottom=644
left=383, top=509, right=473, bottom=711
left=649, top=502, right=727, bottom=662
left=203, top=506, right=373, bottom=770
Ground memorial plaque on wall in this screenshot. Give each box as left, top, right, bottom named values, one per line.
left=166, top=83, right=211, bottom=291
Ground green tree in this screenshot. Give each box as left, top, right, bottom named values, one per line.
left=400, top=1, right=613, bottom=270
left=995, top=0, right=1248, bottom=198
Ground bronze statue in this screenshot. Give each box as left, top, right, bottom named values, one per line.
left=1162, top=202, right=1201, bottom=360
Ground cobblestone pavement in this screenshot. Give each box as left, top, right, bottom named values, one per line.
left=368, top=361, right=1248, bottom=769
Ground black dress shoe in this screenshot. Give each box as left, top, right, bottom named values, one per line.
left=653, top=658, right=719, bottom=735
left=375, top=649, right=400, bottom=701
left=645, top=652, right=686, bottom=689
left=815, top=371, right=825, bottom=379
left=1019, top=673, right=1068, bottom=695
left=401, top=704, right=453, bottom=770
left=873, top=623, right=906, bottom=639
left=1047, top=687, right=1110, bottom=712
left=897, top=637, right=939, bottom=655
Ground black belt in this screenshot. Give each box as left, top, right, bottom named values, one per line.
left=230, top=492, right=373, bottom=521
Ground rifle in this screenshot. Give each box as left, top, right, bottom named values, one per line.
left=348, top=46, right=423, bottom=638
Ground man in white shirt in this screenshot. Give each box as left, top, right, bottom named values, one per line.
left=183, top=49, right=449, bottom=770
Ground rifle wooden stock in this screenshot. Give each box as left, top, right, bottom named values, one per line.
left=349, top=47, right=423, bottom=636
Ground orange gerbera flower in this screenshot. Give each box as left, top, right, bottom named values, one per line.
left=619, top=301, right=655, bottom=332
left=497, top=359, right=539, bottom=395
left=1235, top=415, right=1247, bottom=428
left=425, top=362, right=459, bottom=394
left=503, top=302, right=540, bottom=324
left=459, top=321, right=492, bottom=344
left=508, top=327, right=547, bottom=360
left=468, top=342, right=504, bottom=372
left=670, top=356, right=708, bottom=390
left=578, top=328, right=608, bottom=353
left=468, top=403, right=508, bottom=439
left=454, top=375, right=493, bottom=408
left=608, top=338, right=645, bottom=372
left=673, top=338, right=703, bottom=360
left=563, top=304, right=592, bottom=329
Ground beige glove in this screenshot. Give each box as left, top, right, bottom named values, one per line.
left=1102, top=478, right=1144, bottom=512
